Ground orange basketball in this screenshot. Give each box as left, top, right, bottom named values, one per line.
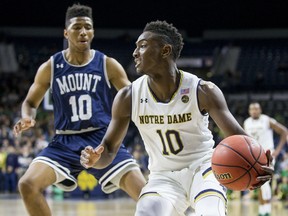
left=211, top=135, right=268, bottom=191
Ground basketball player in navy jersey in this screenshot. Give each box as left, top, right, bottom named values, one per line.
left=13, top=3, right=146, bottom=216
left=80, top=20, right=274, bottom=216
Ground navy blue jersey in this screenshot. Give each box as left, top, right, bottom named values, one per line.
left=50, top=50, right=113, bottom=132
left=32, top=50, right=139, bottom=193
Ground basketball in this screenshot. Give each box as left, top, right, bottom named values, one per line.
left=211, top=135, right=268, bottom=191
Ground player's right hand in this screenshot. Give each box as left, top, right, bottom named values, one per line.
left=250, top=149, right=274, bottom=190
left=80, top=145, right=104, bottom=169
left=13, top=118, right=36, bottom=136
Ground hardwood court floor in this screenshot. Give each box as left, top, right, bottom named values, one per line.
left=0, top=194, right=287, bottom=216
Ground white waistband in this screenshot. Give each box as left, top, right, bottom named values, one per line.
left=56, top=127, right=100, bottom=134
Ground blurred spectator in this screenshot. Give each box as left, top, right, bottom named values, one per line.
left=0, top=146, right=7, bottom=192
left=17, top=144, right=34, bottom=179
left=278, top=153, right=288, bottom=204
left=0, top=121, right=14, bottom=145
left=4, top=145, right=19, bottom=193
left=34, top=132, right=49, bottom=155
left=131, top=143, right=149, bottom=179
left=0, top=33, right=19, bottom=73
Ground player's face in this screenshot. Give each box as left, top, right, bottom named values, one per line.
left=133, top=32, right=164, bottom=75
left=249, top=104, right=261, bottom=119
left=64, top=17, right=94, bottom=52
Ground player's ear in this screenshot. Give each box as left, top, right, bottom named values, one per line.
left=161, top=44, right=172, bottom=58
left=64, top=29, right=68, bottom=39
left=91, top=29, right=95, bottom=40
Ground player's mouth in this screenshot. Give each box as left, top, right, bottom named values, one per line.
left=79, top=39, right=88, bottom=44
left=134, top=59, right=140, bottom=68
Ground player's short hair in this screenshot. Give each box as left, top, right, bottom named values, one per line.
left=144, top=20, right=184, bottom=60
left=249, top=102, right=261, bottom=108
left=65, top=3, right=93, bottom=27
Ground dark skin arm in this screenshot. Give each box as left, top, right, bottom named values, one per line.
left=13, top=60, right=51, bottom=136
left=106, top=57, right=131, bottom=90
left=198, top=80, right=273, bottom=189
left=269, top=119, right=288, bottom=158
left=198, top=80, right=247, bottom=137
left=80, top=85, right=132, bottom=169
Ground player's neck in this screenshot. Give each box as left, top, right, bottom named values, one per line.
left=148, top=69, right=181, bottom=102
left=64, top=49, right=92, bottom=65
left=252, top=115, right=260, bottom=120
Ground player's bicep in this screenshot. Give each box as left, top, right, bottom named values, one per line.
left=270, top=119, right=288, bottom=135
left=106, top=57, right=131, bottom=91
left=24, top=61, right=51, bottom=108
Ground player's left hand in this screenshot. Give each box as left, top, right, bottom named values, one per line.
left=80, top=145, right=104, bottom=169
left=249, top=149, right=274, bottom=190
left=13, top=118, right=36, bottom=136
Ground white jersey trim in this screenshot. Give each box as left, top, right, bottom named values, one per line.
left=103, top=55, right=111, bottom=89
left=56, top=127, right=101, bottom=134
left=50, top=56, right=54, bottom=92
left=31, top=156, right=78, bottom=192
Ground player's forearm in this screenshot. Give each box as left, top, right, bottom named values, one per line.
left=92, top=142, right=119, bottom=169
left=275, top=134, right=286, bottom=156
left=274, top=134, right=288, bottom=157
left=92, top=154, right=115, bottom=169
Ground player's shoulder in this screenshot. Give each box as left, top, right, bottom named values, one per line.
left=261, top=114, right=277, bottom=124
left=260, top=114, right=269, bottom=118
left=117, top=84, right=132, bottom=99
left=132, top=75, right=147, bottom=85
left=198, top=79, right=221, bottom=97
left=38, top=58, right=52, bottom=73
left=113, top=84, right=132, bottom=110
left=199, top=80, right=216, bottom=89
left=181, top=70, right=200, bottom=81
left=105, top=55, right=125, bottom=75
left=260, top=114, right=271, bottom=121
left=106, top=55, right=121, bottom=66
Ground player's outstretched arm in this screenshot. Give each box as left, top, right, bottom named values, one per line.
left=13, top=60, right=51, bottom=136
left=80, top=85, right=132, bottom=169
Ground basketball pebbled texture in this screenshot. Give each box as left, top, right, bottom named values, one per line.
left=211, top=135, right=268, bottom=191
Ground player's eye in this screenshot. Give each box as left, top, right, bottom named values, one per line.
left=73, top=26, right=81, bottom=30
left=140, top=43, right=147, bottom=49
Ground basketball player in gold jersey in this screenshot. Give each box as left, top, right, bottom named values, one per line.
left=81, top=21, right=274, bottom=216
left=244, top=102, right=288, bottom=216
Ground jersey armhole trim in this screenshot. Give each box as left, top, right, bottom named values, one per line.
left=50, top=56, right=54, bottom=92
left=103, top=55, right=111, bottom=89
left=196, top=79, right=208, bottom=116
left=130, top=84, right=134, bottom=120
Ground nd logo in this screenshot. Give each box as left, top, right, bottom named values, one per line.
left=78, top=170, right=98, bottom=191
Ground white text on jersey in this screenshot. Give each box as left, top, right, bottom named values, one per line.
left=56, top=73, right=102, bottom=95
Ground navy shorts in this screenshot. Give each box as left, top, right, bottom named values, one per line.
left=33, top=128, right=138, bottom=192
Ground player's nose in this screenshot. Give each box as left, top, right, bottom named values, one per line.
left=79, top=27, right=87, bottom=36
